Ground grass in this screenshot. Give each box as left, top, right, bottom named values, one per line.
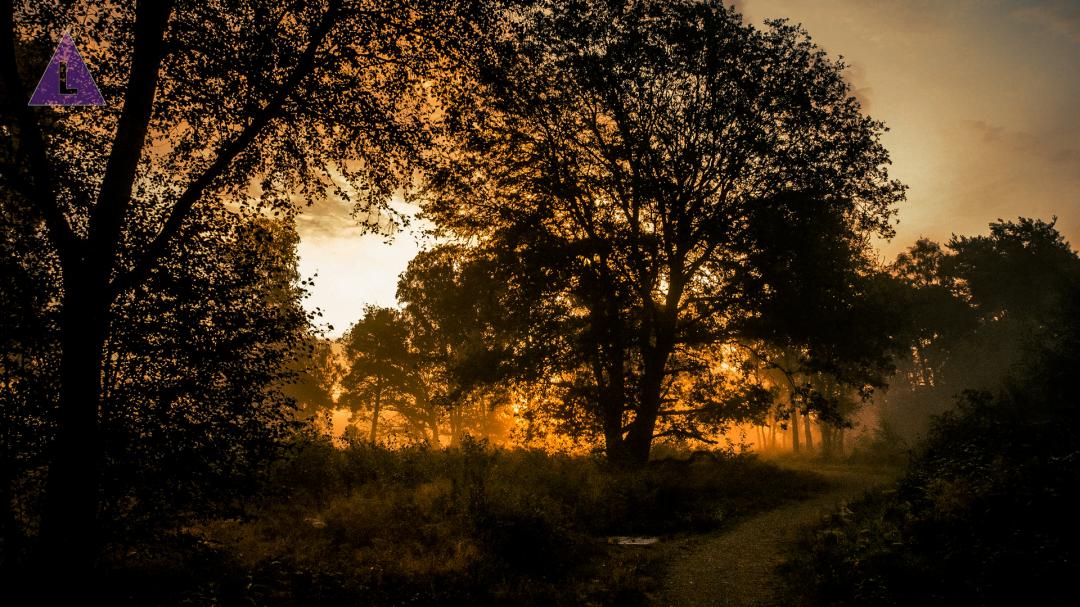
left=98, top=432, right=828, bottom=606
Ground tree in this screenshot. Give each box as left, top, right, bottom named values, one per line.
left=341, top=306, right=441, bottom=445
left=98, top=212, right=311, bottom=538
left=877, top=218, right=1080, bottom=439
left=1, top=0, right=474, bottom=575
left=284, top=335, right=343, bottom=427
left=0, top=199, right=313, bottom=564
left=396, top=244, right=519, bottom=445
left=0, top=174, right=59, bottom=565
left=424, top=0, right=905, bottom=464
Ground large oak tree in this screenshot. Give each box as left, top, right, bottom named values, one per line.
left=424, top=0, right=906, bottom=464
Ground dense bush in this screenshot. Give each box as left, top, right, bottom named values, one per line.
left=98, top=434, right=825, bottom=606
left=780, top=389, right=1080, bottom=606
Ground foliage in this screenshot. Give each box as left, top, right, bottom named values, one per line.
left=878, top=217, right=1080, bottom=439
left=99, top=212, right=311, bottom=537
left=284, top=336, right=342, bottom=423
left=781, top=390, right=1080, bottom=606
left=1, top=0, right=481, bottom=574
left=95, top=436, right=826, bottom=605
left=341, top=305, right=443, bottom=445
left=423, top=0, right=905, bottom=463
left=780, top=218, right=1080, bottom=605
left=0, top=208, right=312, bottom=560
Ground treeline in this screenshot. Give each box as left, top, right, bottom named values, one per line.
left=780, top=218, right=1080, bottom=605
left=285, top=0, right=910, bottom=464
left=300, top=217, right=1078, bottom=465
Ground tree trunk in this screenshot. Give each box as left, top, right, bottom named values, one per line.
left=598, top=370, right=631, bottom=464
left=368, top=381, right=381, bottom=444
left=790, top=408, right=801, bottom=452
left=595, top=346, right=629, bottom=465
left=620, top=335, right=673, bottom=466
left=39, top=266, right=110, bottom=584
left=449, top=406, right=462, bottom=448
left=428, top=410, right=441, bottom=448
left=803, top=412, right=814, bottom=452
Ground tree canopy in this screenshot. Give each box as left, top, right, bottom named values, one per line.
left=1, top=0, right=477, bottom=578
left=422, top=0, right=906, bottom=463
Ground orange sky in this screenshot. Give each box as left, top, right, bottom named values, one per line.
left=298, top=0, right=1080, bottom=336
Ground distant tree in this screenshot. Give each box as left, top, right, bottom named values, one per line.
left=1, top=0, right=476, bottom=576
left=396, top=244, right=518, bottom=445
left=341, top=306, right=441, bottom=445
left=947, top=218, right=1080, bottom=327
left=284, top=336, right=343, bottom=427
left=424, top=0, right=905, bottom=464
left=733, top=193, right=911, bottom=452
left=878, top=218, right=1080, bottom=439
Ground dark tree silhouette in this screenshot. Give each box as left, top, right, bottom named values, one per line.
left=424, top=0, right=905, bottom=464
left=285, top=336, right=343, bottom=426
left=396, top=244, right=520, bottom=445
left=1, top=0, right=475, bottom=578
left=342, top=305, right=442, bottom=446
left=878, top=217, right=1080, bottom=438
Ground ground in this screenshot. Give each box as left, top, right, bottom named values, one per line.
left=655, top=464, right=896, bottom=607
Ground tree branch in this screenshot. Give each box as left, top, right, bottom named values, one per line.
left=0, top=1, right=80, bottom=258
left=90, top=0, right=175, bottom=272
left=112, top=0, right=343, bottom=296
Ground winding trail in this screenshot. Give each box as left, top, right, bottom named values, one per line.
left=657, top=465, right=895, bottom=607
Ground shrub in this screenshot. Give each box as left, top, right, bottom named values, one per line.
left=780, top=390, right=1080, bottom=606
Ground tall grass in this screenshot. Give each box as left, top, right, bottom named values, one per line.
left=100, top=430, right=826, bottom=605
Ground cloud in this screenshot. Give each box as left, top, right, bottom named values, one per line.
left=921, top=120, right=1080, bottom=237
left=1011, top=0, right=1080, bottom=43
left=962, top=120, right=1080, bottom=174
left=294, top=189, right=401, bottom=242
left=843, top=62, right=874, bottom=112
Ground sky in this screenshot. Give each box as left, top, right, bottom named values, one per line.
left=297, top=0, right=1080, bottom=337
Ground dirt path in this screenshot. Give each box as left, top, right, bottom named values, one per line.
left=656, top=466, right=894, bottom=607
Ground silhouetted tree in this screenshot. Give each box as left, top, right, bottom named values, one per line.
left=396, top=244, right=519, bottom=445
left=284, top=336, right=343, bottom=427
left=0, top=180, right=58, bottom=565
left=1, top=0, right=476, bottom=577
left=877, top=218, right=1080, bottom=439
left=99, top=212, right=311, bottom=539
left=424, top=0, right=905, bottom=464
left=0, top=200, right=312, bottom=565
left=342, top=306, right=441, bottom=445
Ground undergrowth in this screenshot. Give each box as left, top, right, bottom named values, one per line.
left=779, top=390, right=1080, bottom=606
left=99, top=433, right=826, bottom=606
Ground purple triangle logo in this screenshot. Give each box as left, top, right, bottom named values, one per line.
left=28, top=33, right=105, bottom=107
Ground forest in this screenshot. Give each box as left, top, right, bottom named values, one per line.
left=2, top=1, right=1078, bottom=605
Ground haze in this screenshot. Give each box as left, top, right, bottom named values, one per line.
left=297, top=0, right=1080, bottom=336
